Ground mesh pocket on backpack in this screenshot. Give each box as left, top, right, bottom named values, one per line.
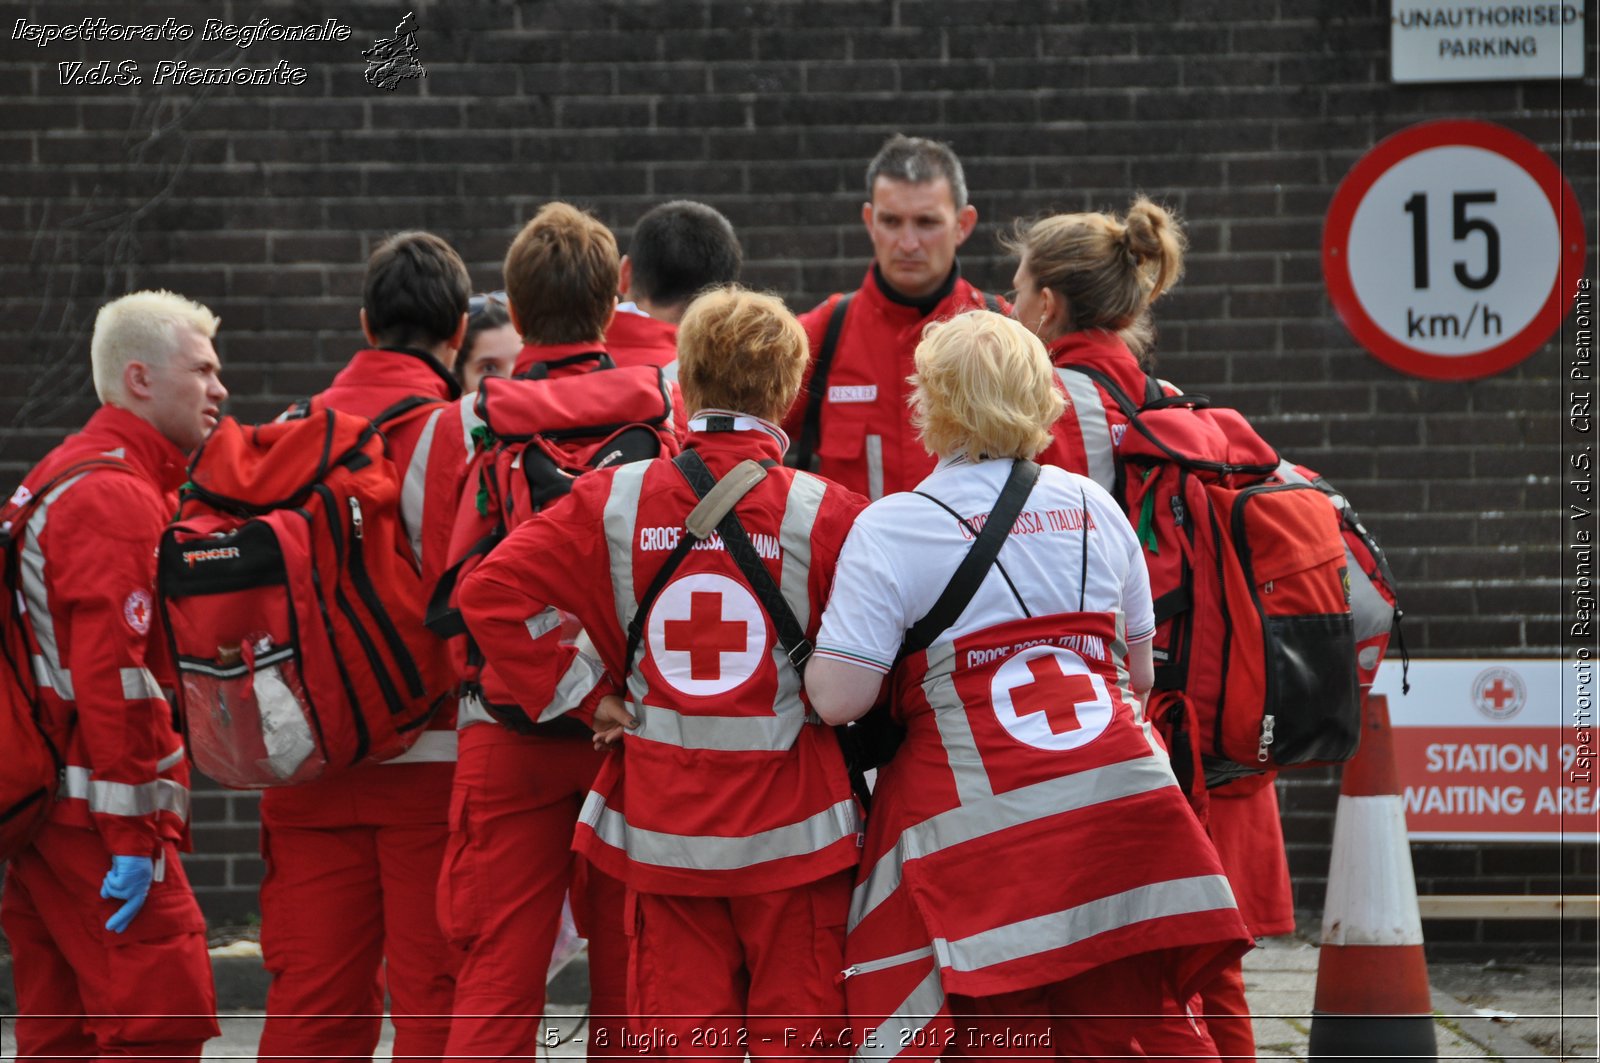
left=178, top=636, right=324, bottom=788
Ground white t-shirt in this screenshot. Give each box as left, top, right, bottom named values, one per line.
left=814, top=456, right=1154, bottom=674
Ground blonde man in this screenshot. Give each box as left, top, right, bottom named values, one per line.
left=806, top=311, right=1250, bottom=1060
left=459, top=287, right=868, bottom=1061
left=1, top=290, right=224, bottom=1059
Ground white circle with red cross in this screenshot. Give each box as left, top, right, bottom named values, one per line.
left=646, top=573, right=767, bottom=698
left=989, top=646, right=1114, bottom=752
left=1471, top=665, right=1526, bottom=722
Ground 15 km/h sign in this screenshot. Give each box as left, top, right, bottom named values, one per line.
left=1324, top=119, right=1585, bottom=380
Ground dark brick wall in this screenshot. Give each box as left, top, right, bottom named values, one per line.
left=2, top=0, right=1595, bottom=952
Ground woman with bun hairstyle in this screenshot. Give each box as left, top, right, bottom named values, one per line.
left=1006, top=199, right=1294, bottom=1059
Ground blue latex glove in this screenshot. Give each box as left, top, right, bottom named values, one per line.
left=100, top=855, right=154, bottom=934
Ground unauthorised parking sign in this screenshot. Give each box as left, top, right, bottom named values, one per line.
left=1323, top=119, right=1585, bottom=381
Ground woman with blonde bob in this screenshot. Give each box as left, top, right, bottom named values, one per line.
left=807, top=309, right=1248, bottom=1060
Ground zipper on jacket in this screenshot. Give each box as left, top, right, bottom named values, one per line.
left=838, top=946, right=936, bottom=982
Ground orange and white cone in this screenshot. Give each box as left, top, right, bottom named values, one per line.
left=1309, top=694, right=1438, bottom=1062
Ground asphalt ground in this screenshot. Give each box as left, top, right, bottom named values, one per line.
left=2, top=935, right=1596, bottom=1060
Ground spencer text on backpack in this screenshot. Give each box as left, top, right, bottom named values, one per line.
left=157, top=402, right=454, bottom=788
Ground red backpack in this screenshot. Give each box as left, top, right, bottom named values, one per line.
left=0, top=459, right=130, bottom=859
left=427, top=363, right=681, bottom=732
left=157, top=400, right=454, bottom=788
left=1276, top=460, right=1406, bottom=693
left=1065, top=365, right=1361, bottom=783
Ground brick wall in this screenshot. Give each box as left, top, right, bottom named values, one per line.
left=2, top=0, right=1595, bottom=955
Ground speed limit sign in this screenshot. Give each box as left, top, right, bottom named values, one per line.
left=1323, top=119, right=1585, bottom=381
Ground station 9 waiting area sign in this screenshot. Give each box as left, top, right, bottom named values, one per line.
left=1323, top=119, right=1585, bottom=381
left=1370, top=659, right=1596, bottom=842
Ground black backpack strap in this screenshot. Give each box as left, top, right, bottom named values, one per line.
left=423, top=531, right=500, bottom=640
left=674, top=450, right=813, bottom=675
left=622, top=452, right=781, bottom=677
left=982, top=292, right=1004, bottom=314
left=371, top=395, right=438, bottom=429
left=1061, top=362, right=1144, bottom=419
left=517, top=351, right=616, bottom=380
left=789, top=292, right=854, bottom=473
left=899, top=459, right=1041, bottom=660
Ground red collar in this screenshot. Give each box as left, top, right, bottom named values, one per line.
left=1049, top=330, right=1146, bottom=373
left=855, top=265, right=994, bottom=322
left=512, top=341, right=612, bottom=378
left=333, top=348, right=459, bottom=401
left=78, top=404, right=189, bottom=493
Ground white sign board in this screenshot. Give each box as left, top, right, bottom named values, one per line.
left=1371, top=659, right=1597, bottom=842
left=1323, top=120, right=1585, bottom=380
left=1392, top=0, right=1585, bottom=82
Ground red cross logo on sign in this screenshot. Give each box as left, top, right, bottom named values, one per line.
left=1010, top=656, right=1096, bottom=736
left=990, top=647, right=1114, bottom=752
left=663, top=591, right=748, bottom=681
left=647, top=572, right=765, bottom=697
left=1471, top=665, right=1525, bottom=721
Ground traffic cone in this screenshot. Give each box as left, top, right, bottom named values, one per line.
left=1308, top=694, right=1438, bottom=1062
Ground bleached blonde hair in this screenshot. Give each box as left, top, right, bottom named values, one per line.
left=676, top=286, right=807, bottom=423
left=91, top=290, right=219, bottom=404
left=910, top=309, right=1065, bottom=462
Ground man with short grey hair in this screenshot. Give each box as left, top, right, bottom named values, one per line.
left=784, top=133, right=1006, bottom=499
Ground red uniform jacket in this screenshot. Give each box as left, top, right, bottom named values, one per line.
left=787, top=267, right=1010, bottom=501
left=14, top=405, right=192, bottom=856
left=459, top=419, right=867, bottom=896
left=262, top=347, right=477, bottom=823
left=604, top=311, right=677, bottom=370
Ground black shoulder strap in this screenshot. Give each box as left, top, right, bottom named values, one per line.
left=677, top=450, right=813, bottom=673
left=982, top=292, right=1004, bottom=314
left=517, top=350, right=616, bottom=380
left=623, top=451, right=801, bottom=677
left=900, top=459, right=1041, bottom=660
left=1061, top=362, right=1143, bottom=418
left=789, top=292, right=855, bottom=473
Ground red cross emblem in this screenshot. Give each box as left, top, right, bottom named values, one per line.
left=1009, top=656, right=1096, bottom=735
left=1482, top=679, right=1515, bottom=711
left=123, top=588, right=152, bottom=635
left=663, top=591, right=747, bottom=681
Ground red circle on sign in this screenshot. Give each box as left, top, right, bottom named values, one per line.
left=1323, top=119, right=1586, bottom=381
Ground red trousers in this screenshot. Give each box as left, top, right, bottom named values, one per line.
left=257, top=760, right=459, bottom=1062
left=0, top=821, right=218, bottom=1061
left=437, top=725, right=628, bottom=1061
left=950, top=951, right=1219, bottom=1063
left=626, top=871, right=853, bottom=1063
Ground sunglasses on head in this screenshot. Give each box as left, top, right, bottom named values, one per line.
left=468, top=290, right=508, bottom=319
